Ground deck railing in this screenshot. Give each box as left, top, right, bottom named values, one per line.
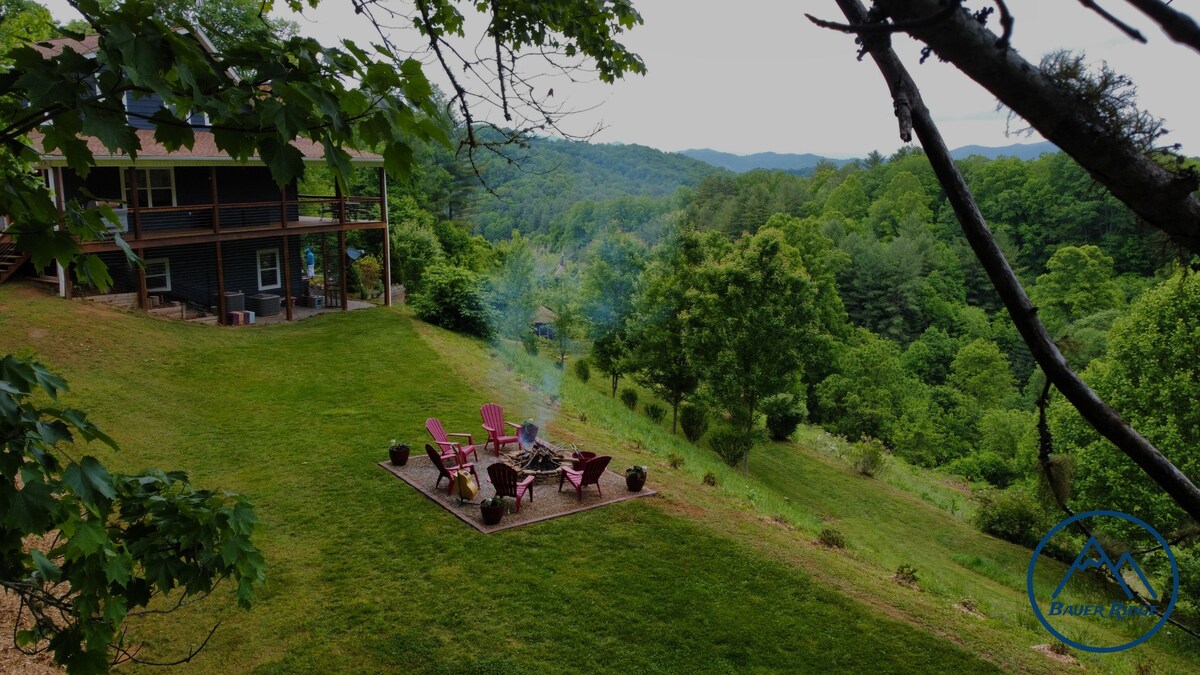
left=109, top=195, right=383, bottom=239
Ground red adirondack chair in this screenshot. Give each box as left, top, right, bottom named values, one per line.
left=570, top=450, right=596, bottom=470
left=487, top=463, right=536, bottom=513
left=426, top=418, right=479, bottom=463
left=559, top=455, right=611, bottom=501
left=425, top=444, right=478, bottom=495
left=480, top=403, right=521, bottom=456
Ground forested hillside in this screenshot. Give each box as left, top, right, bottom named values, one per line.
left=464, top=137, right=722, bottom=243
left=382, top=140, right=1200, bottom=618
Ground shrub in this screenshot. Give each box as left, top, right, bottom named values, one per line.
left=667, top=452, right=684, bottom=469
left=761, top=392, right=807, bottom=441
left=817, top=527, right=846, bottom=549
left=412, top=265, right=493, bottom=337
left=522, top=331, right=539, bottom=356
left=852, top=436, right=889, bottom=477
left=645, top=403, right=666, bottom=423
left=680, top=403, right=709, bottom=442
left=573, top=357, right=590, bottom=382
left=973, top=484, right=1045, bottom=548
left=894, top=564, right=920, bottom=585
left=702, top=471, right=718, bottom=487
left=947, top=451, right=1019, bottom=489
left=620, top=387, right=638, bottom=410
left=709, top=426, right=751, bottom=468
left=356, top=254, right=382, bottom=299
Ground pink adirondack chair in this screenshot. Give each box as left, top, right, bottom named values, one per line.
left=425, top=444, right=478, bottom=495
left=559, top=455, right=611, bottom=501
left=480, top=403, right=521, bottom=456
left=426, top=418, right=479, bottom=463
left=487, top=463, right=535, bottom=513
left=570, top=450, right=596, bottom=470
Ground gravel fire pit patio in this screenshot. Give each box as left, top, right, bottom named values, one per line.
left=377, top=442, right=655, bottom=533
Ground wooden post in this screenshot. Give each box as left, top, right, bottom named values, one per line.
left=336, top=180, right=347, bottom=224
left=321, top=234, right=329, bottom=307
left=379, top=168, right=391, bottom=307
left=128, top=168, right=148, bottom=310
left=215, top=241, right=226, bottom=325
left=210, top=167, right=221, bottom=235
left=280, top=184, right=289, bottom=230
left=282, top=234, right=294, bottom=321
left=339, top=229, right=348, bottom=311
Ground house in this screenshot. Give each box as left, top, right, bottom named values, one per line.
left=532, top=305, right=558, bottom=339
left=3, top=31, right=392, bottom=324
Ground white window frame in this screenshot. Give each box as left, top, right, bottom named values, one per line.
left=144, top=257, right=171, bottom=292
left=119, top=168, right=177, bottom=208
left=257, top=248, right=282, bottom=290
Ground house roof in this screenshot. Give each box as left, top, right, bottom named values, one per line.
left=31, top=35, right=102, bottom=58
left=533, top=305, right=558, bottom=324
left=30, top=129, right=384, bottom=168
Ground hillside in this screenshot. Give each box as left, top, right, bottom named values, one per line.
left=678, top=142, right=1058, bottom=173
left=467, top=137, right=721, bottom=241
left=678, top=148, right=855, bottom=173
left=3, top=284, right=1199, bottom=672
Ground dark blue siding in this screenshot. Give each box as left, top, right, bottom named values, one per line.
left=125, top=92, right=163, bottom=129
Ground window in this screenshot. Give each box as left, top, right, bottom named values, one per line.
left=257, top=248, right=281, bottom=290
left=144, top=258, right=171, bottom=292
left=121, top=168, right=176, bottom=208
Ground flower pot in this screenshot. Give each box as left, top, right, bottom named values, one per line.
left=388, top=446, right=410, bottom=466
left=626, top=473, right=647, bottom=492
left=481, top=503, right=505, bottom=526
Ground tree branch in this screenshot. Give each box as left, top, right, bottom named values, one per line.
left=830, top=0, right=1200, bottom=525
left=1124, top=0, right=1200, bottom=54
left=1077, top=0, right=1148, bottom=42
left=868, top=0, right=1200, bottom=254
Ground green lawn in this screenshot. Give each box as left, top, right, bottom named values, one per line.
left=1, top=284, right=1196, bottom=673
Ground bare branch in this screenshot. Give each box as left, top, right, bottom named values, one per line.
left=1124, top=0, right=1200, bottom=54
left=1077, top=0, right=1148, bottom=42
left=831, top=0, right=1200, bottom=525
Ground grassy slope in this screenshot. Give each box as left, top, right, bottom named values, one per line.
left=0, top=284, right=1194, bottom=673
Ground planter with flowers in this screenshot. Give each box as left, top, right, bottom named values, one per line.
left=625, top=465, right=648, bottom=492
left=388, top=439, right=411, bottom=466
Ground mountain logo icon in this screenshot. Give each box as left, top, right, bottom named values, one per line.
left=1026, top=510, right=1179, bottom=653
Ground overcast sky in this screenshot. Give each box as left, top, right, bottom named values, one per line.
left=39, top=0, right=1200, bottom=158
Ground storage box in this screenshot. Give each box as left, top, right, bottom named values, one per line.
left=225, top=310, right=250, bottom=326
left=246, top=310, right=256, bottom=325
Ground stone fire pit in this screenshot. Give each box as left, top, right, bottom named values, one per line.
left=502, top=438, right=569, bottom=483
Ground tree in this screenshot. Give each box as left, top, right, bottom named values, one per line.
left=488, top=231, right=539, bottom=338
left=581, top=229, right=645, bottom=387
left=948, top=339, right=1014, bottom=411
left=686, top=229, right=818, bottom=473
left=810, top=0, right=1200, bottom=523
left=628, top=225, right=713, bottom=432
left=816, top=329, right=920, bottom=446
left=0, top=356, right=264, bottom=671
left=412, top=264, right=494, bottom=337
left=1028, top=245, right=1126, bottom=335
left=0, top=0, right=55, bottom=59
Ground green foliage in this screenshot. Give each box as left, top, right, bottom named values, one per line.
left=761, top=392, right=806, bottom=441
left=356, top=254, right=382, bottom=299
left=619, top=387, right=638, bottom=411
left=972, top=483, right=1046, bottom=548
left=679, top=403, right=709, bottom=443
left=645, top=403, right=666, bottom=423
left=893, top=564, right=920, bottom=586
left=667, top=452, right=684, bottom=469
left=709, top=427, right=751, bottom=468
left=701, top=471, right=718, bottom=487
left=412, top=264, right=494, bottom=337
left=572, top=357, right=590, bottom=382
left=0, top=355, right=263, bottom=670
left=851, top=436, right=889, bottom=477
left=521, top=331, right=539, bottom=356
left=1029, top=245, right=1125, bottom=335
left=816, top=330, right=921, bottom=446
left=686, top=229, right=817, bottom=470
left=488, top=231, right=539, bottom=338
left=901, top=327, right=959, bottom=386
left=390, top=222, right=445, bottom=290
left=1052, top=270, right=1200, bottom=542
left=817, top=527, right=847, bottom=549
left=948, top=339, right=1014, bottom=410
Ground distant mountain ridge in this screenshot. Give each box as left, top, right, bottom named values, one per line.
left=1053, top=535, right=1155, bottom=601
left=680, top=141, right=1059, bottom=173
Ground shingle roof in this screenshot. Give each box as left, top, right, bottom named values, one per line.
left=30, top=35, right=102, bottom=58
left=31, top=129, right=384, bottom=167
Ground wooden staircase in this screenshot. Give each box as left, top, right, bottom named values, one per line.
left=0, top=232, right=31, bottom=284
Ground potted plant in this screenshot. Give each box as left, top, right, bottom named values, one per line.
left=625, top=465, right=648, bottom=492
left=388, top=439, right=410, bottom=467
left=480, top=495, right=505, bottom=525
left=518, top=418, right=538, bottom=450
